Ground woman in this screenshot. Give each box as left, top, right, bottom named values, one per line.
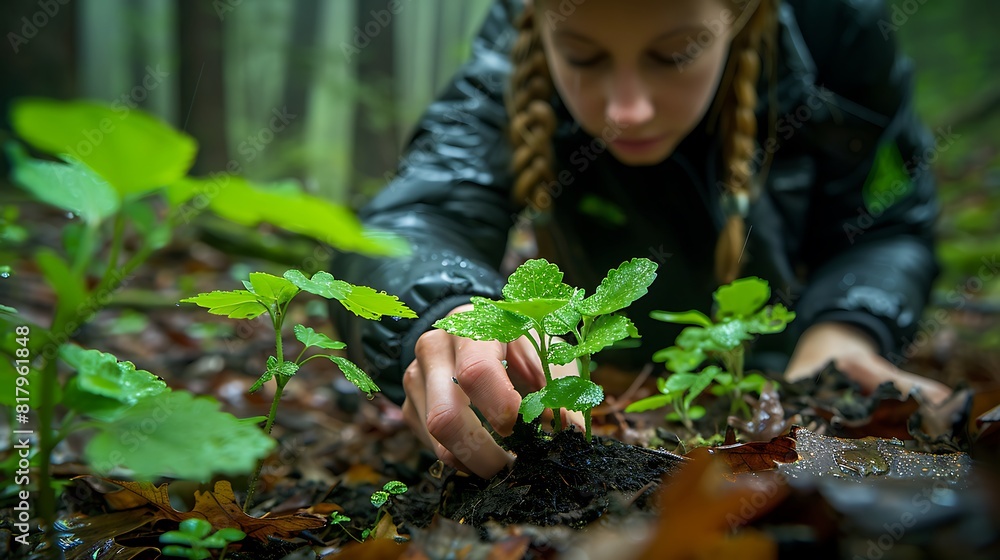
left=332, top=0, right=950, bottom=478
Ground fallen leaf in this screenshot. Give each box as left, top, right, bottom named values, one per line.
left=728, top=382, right=791, bottom=441
left=705, top=430, right=799, bottom=474
left=78, top=476, right=326, bottom=541
left=55, top=511, right=159, bottom=560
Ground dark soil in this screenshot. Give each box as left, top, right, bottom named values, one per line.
left=433, top=421, right=684, bottom=529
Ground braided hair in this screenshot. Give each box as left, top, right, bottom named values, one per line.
left=507, top=0, right=779, bottom=284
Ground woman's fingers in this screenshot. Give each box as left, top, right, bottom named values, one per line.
left=401, top=359, right=474, bottom=474
left=835, top=352, right=951, bottom=404
left=453, top=337, right=522, bottom=437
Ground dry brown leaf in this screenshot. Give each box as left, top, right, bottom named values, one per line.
left=635, top=452, right=781, bottom=560
left=78, top=476, right=326, bottom=541
left=334, top=538, right=409, bottom=559
left=704, top=431, right=799, bottom=474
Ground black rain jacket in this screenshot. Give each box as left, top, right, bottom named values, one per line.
left=332, top=0, right=941, bottom=404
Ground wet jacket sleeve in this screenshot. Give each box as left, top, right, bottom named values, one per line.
left=331, top=2, right=518, bottom=402
left=791, top=0, right=941, bottom=358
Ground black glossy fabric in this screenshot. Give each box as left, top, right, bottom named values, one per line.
left=331, top=0, right=940, bottom=404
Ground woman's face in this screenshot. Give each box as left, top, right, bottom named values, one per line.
left=536, top=0, right=735, bottom=165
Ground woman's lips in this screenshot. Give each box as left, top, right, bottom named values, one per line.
left=611, top=135, right=667, bottom=154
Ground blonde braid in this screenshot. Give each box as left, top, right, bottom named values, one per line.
left=713, top=0, right=779, bottom=285
left=507, top=5, right=558, bottom=209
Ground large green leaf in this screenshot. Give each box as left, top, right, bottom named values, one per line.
left=328, top=356, right=379, bottom=397
left=539, top=376, right=604, bottom=413
left=542, top=289, right=584, bottom=336
left=502, top=259, right=574, bottom=301
left=577, top=258, right=657, bottom=316
left=433, top=297, right=533, bottom=343
left=714, top=277, right=770, bottom=319
left=293, top=325, right=346, bottom=351
left=7, top=142, right=120, bottom=225
left=180, top=290, right=268, bottom=320
left=744, top=304, right=796, bottom=334
left=85, top=391, right=275, bottom=480
left=284, top=270, right=349, bottom=300
left=170, top=176, right=407, bottom=256
left=11, top=98, right=197, bottom=196
left=547, top=315, right=638, bottom=365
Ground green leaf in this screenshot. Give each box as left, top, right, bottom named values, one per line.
left=286, top=270, right=416, bottom=320
left=336, top=284, right=418, bottom=321
left=744, top=304, right=796, bottom=334
left=293, top=324, right=346, bottom=351
left=284, top=270, right=349, bottom=299
left=383, top=481, right=408, bottom=495
left=542, top=289, right=584, bottom=336
left=547, top=315, right=638, bottom=365
left=11, top=98, right=197, bottom=197
left=178, top=519, right=212, bottom=539
left=173, top=176, right=407, bottom=256
left=59, top=345, right=168, bottom=406
left=180, top=290, right=268, bottom=320
left=266, top=356, right=299, bottom=379
left=248, top=371, right=273, bottom=394
left=433, top=297, right=532, bottom=344
left=36, top=248, right=86, bottom=327
left=0, top=304, right=17, bottom=315
left=714, top=277, right=770, bottom=319
left=737, top=373, right=771, bottom=394
left=863, top=141, right=912, bottom=215
left=330, top=512, right=351, bottom=524
left=370, top=490, right=389, bottom=508
left=492, top=298, right=569, bottom=325
left=664, top=372, right=699, bottom=393
left=247, top=272, right=299, bottom=307
left=213, top=529, right=246, bottom=543
left=123, top=199, right=171, bottom=250
left=688, top=405, right=707, bottom=420
left=624, top=394, right=674, bottom=413
left=676, top=322, right=751, bottom=353
left=650, top=310, right=713, bottom=328
left=519, top=390, right=546, bottom=423
left=85, top=391, right=276, bottom=481
left=683, top=366, right=721, bottom=410
left=539, top=376, right=604, bottom=413
left=328, top=356, right=379, bottom=397
left=577, top=258, right=657, bottom=316
left=6, top=143, right=121, bottom=225
left=651, top=346, right=706, bottom=374
left=502, top=259, right=574, bottom=301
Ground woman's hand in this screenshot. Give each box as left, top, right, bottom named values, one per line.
left=401, top=304, right=582, bottom=479
left=784, top=322, right=950, bottom=404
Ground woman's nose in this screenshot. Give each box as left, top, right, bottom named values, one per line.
left=606, top=70, right=654, bottom=128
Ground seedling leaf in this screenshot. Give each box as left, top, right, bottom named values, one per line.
left=577, top=258, right=657, bottom=316
left=519, top=391, right=546, bottom=423
left=328, top=356, right=379, bottom=397
left=652, top=346, right=706, bottom=373
left=502, top=259, right=574, bottom=301
left=434, top=297, right=533, bottom=343
left=284, top=270, right=349, bottom=300
left=540, top=376, right=604, bottom=412
left=337, top=283, right=418, bottom=320
left=542, top=289, right=584, bottom=336
left=370, top=491, right=389, bottom=508
left=266, top=356, right=299, bottom=379
left=383, top=481, right=408, bottom=494
left=650, top=310, right=713, bottom=328
left=624, top=394, right=674, bottom=413
left=180, top=290, right=268, bottom=320
left=714, top=276, right=770, bottom=319
left=547, top=315, right=638, bottom=365
left=493, top=298, right=569, bottom=324
left=59, top=345, right=168, bottom=412
left=744, top=304, right=796, bottom=334
left=247, top=272, right=299, bottom=306
left=684, top=366, right=721, bottom=410
left=664, top=372, right=699, bottom=393
left=293, top=324, right=346, bottom=350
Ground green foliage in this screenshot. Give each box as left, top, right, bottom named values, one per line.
left=183, top=269, right=412, bottom=507
left=627, top=277, right=795, bottom=429
left=434, top=258, right=657, bottom=440
left=160, top=518, right=246, bottom=559
left=87, top=390, right=276, bottom=481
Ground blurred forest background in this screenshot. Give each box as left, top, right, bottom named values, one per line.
left=1, top=0, right=999, bottom=348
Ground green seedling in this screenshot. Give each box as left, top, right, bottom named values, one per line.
left=627, top=277, right=795, bottom=429
left=329, top=480, right=408, bottom=542
left=435, top=258, right=657, bottom=440
left=182, top=270, right=416, bottom=509
left=160, top=518, right=246, bottom=559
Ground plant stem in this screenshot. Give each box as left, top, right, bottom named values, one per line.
left=579, top=354, right=592, bottom=441
left=243, top=309, right=288, bottom=511
left=535, top=334, right=561, bottom=432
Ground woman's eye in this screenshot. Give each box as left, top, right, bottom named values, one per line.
left=564, top=55, right=605, bottom=68
left=650, top=51, right=686, bottom=67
